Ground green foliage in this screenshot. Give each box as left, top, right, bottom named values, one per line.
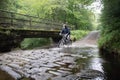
left=0, top=0, right=19, bottom=11
left=5, top=0, right=95, bottom=30
left=50, top=0, right=94, bottom=30
left=20, top=38, right=51, bottom=49
left=71, top=30, right=89, bottom=40
left=0, top=0, right=10, bottom=10
left=99, top=30, right=120, bottom=50
left=99, top=0, right=120, bottom=53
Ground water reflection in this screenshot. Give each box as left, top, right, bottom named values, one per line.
left=102, top=57, right=120, bottom=80
left=87, top=58, right=104, bottom=72
left=61, top=47, right=105, bottom=80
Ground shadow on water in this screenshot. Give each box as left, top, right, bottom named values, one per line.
left=101, top=54, right=120, bottom=80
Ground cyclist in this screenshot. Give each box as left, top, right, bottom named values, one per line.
left=60, top=23, right=70, bottom=42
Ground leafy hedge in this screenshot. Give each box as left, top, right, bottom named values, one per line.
left=99, top=0, right=120, bottom=54
left=71, top=30, right=89, bottom=40
left=20, top=38, right=51, bottom=49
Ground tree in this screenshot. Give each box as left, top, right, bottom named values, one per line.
left=99, top=0, right=120, bottom=54
left=1, top=0, right=95, bottom=30
left=0, top=0, right=9, bottom=10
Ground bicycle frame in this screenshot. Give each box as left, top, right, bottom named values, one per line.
left=58, top=34, right=71, bottom=47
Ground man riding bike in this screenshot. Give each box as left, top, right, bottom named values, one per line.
left=58, top=23, right=71, bottom=47
left=60, top=24, right=70, bottom=40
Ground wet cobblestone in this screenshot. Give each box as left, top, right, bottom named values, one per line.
left=0, top=48, right=78, bottom=80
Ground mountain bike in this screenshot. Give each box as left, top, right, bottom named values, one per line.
left=58, top=34, right=72, bottom=47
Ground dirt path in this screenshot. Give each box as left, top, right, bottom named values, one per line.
left=71, top=30, right=100, bottom=47
left=39, top=31, right=100, bottom=48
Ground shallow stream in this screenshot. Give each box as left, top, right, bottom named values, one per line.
left=0, top=45, right=120, bottom=80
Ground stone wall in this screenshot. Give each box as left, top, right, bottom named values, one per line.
left=0, top=32, right=23, bottom=52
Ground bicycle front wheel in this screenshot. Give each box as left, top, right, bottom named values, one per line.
left=58, top=38, right=65, bottom=47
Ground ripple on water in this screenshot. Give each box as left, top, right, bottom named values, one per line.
left=77, top=69, right=105, bottom=80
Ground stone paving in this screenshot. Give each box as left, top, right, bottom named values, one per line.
left=0, top=48, right=80, bottom=80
